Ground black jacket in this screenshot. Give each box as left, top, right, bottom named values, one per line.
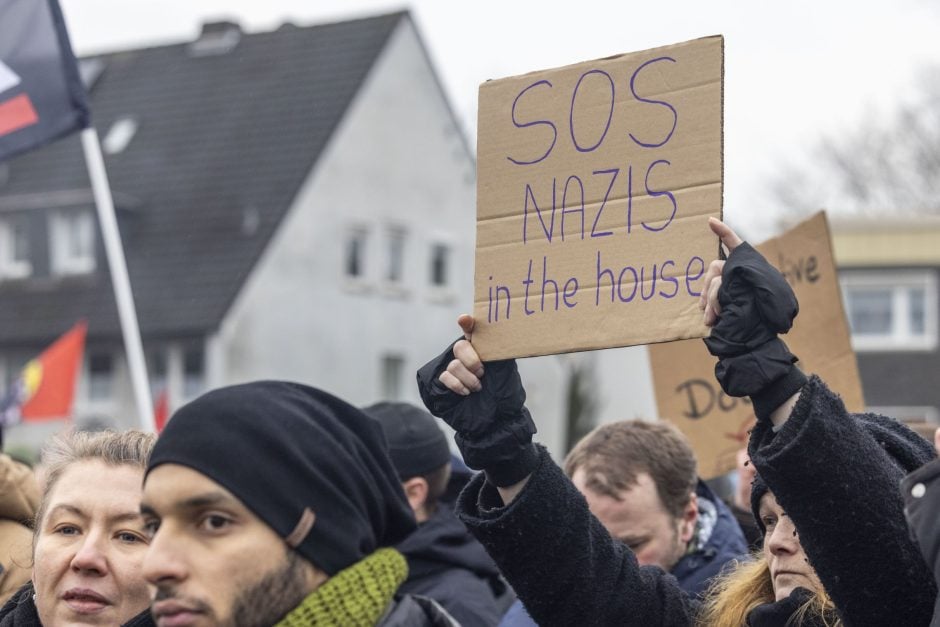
left=397, top=505, right=512, bottom=626
left=902, top=456, right=940, bottom=626
left=0, top=583, right=155, bottom=627
left=458, top=446, right=698, bottom=626
left=455, top=377, right=936, bottom=626
left=749, top=375, right=937, bottom=627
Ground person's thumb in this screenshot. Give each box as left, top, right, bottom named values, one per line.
left=708, top=217, right=744, bottom=252
left=457, top=314, right=475, bottom=340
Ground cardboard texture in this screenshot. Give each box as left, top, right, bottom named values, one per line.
left=649, top=212, right=866, bottom=479
left=473, top=36, right=724, bottom=360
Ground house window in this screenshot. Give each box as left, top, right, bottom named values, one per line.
left=102, top=116, right=139, bottom=155
left=345, top=227, right=368, bottom=279
left=381, top=354, right=405, bottom=400
left=50, top=211, right=95, bottom=276
left=0, top=218, right=32, bottom=279
left=88, top=351, right=113, bottom=401
left=386, top=228, right=406, bottom=283
left=841, top=271, right=938, bottom=351
left=430, top=244, right=449, bottom=287
left=183, top=345, right=205, bottom=398
left=147, top=349, right=167, bottom=399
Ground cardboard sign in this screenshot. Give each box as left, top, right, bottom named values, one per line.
left=472, top=36, right=724, bottom=360
left=649, top=212, right=866, bottom=479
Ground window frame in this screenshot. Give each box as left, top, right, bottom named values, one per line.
left=344, top=225, right=369, bottom=281
left=385, top=226, right=407, bottom=284
left=87, top=350, right=115, bottom=402
left=380, top=353, right=405, bottom=401
left=0, top=217, right=32, bottom=279
left=49, top=210, right=96, bottom=276
left=840, top=270, right=938, bottom=352
left=430, top=242, right=450, bottom=288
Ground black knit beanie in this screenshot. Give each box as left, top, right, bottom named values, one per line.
left=750, top=409, right=935, bottom=536
left=146, top=381, right=416, bottom=575
left=362, top=402, right=451, bottom=480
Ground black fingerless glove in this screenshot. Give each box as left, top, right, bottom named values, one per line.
left=416, top=340, right=539, bottom=487
left=703, top=243, right=807, bottom=421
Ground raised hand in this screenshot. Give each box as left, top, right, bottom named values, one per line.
left=700, top=218, right=806, bottom=421
left=416, top=316, right=539, bottom=488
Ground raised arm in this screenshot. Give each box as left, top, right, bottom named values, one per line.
left=416, top=319, right=697, bottom=626
left=700, top=218, right=937, bottom=626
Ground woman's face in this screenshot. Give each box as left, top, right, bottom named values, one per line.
left=759, top=492, right=823, bottom=601
left=33, top=460, right=151, bottom=626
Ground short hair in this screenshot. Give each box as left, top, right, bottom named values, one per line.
left=564, top=420, right=697, bottom=519
left=35, top=429, right=156, bottom=532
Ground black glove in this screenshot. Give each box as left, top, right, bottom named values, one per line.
left=417, top=340, right=538, bottom=487
left=745, top=587, right=819, bottom=626
left=703, top=243, right=807, bottom=421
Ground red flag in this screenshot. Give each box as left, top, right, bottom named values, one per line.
left=18, top=321, right=87, bottom=422
left=0, top=0, right=91, bottom=162
left=154, top=389, right=169, bottom=433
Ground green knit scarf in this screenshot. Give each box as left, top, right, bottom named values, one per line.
left=274, top=547, right=408, bottom=626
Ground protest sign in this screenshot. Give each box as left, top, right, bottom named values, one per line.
left=649, top=211, right=865, bottom=478
left=472, top=36, right=724, bottom=360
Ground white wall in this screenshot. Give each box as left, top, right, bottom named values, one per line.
left=217, top=18, right=476, bottom=410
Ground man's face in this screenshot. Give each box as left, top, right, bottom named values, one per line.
left=141, top=464, right=323, bottom=627
left=571, top=468, right=695, bottom=572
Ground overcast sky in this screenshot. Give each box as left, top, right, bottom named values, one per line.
left=59, top=0, right=940, bottom=239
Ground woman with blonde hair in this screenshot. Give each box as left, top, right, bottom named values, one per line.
left=0, top=429, right=156, bottom=626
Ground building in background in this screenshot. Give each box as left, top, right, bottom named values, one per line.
left=832, top=216, right=940, bottom=425
left=0, top=12, right=486, bottom=449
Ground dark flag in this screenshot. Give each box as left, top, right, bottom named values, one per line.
left=0, top=0, right=89, bottom=162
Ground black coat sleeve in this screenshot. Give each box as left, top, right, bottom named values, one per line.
left=748, top=375, right=937, bottom=627
left=456, top=445, right=697, bottom=627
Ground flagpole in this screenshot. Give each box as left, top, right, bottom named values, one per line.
left=80, top=127, right=155, bottom=433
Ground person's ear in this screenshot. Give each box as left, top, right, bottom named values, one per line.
left=678, top=492, right=698, bottom=544
left=402, top=477, right=429, bottom=515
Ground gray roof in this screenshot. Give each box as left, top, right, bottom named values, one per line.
left=0, top=11, right=407, bottom=346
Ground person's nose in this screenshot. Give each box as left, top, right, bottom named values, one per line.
left=70, top=531, right=109, bottom=576
left=766, top=515, right=800, bottom=556
left=142, top=525, right=187, bottom=585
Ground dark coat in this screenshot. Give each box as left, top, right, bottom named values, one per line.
left=456, top=377, right=936, bottom=626
left=397, top=505, right=512, bottom=627
left=903, top=456, right=940, bottom=627
left=0, top=583, right=155, bottom=627
left=496, top=480, right=747, bottom=627
left=457, top=446, right=698, bottom=627
left=748, top=375, right=937, bottom=627
left=671, top=480, right=748, bottom=598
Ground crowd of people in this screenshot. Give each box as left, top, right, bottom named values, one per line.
left=1, top=217, right=939, bottom=626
